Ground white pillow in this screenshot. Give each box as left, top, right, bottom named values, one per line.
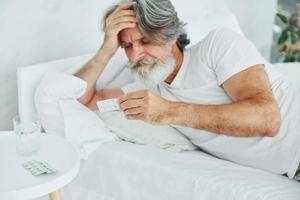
left=34, top=72, right=87, bottom=136
left=95, top=111, right=197, bottom=152
left=172, top=0, right=243, bottom=46
left=34, top=72, right=118, bottom=158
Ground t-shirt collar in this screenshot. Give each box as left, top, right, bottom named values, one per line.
left=162, top=48, right=190, bottom=89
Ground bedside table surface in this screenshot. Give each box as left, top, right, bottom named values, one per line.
left=0, top=132, right=80, bottom=200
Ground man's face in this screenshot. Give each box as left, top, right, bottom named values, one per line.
left=119, top=27, right=175, bottom=87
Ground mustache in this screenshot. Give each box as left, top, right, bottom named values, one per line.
left=128, top=58, right=160, bottom=70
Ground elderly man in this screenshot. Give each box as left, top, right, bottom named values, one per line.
left=75, top=0, right=300, bottom=180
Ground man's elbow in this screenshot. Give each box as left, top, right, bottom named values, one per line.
left=78, top=87, right=96, bottom=105
left=78, top=95, right=91, bottom=105
left=263, top=107, right=281, bottom=137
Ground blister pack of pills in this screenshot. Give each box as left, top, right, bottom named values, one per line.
left=96, top=98, right=120, bottom=113
left=22, top=160, right=57, bottom=176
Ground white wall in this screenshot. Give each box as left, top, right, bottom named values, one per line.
left=225, top=0, right=277, bottom=61
left=0, top=0, right=277, bottom=130
left=0, top=0, right=109, bottom=130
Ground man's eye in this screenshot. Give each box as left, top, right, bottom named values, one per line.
left=121, top=43, right=132, bottom=49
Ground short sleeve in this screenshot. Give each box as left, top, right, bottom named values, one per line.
left=202, top=28, right=266, bottom=85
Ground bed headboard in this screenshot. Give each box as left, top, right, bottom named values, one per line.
left=17, top=54, right=92, bottom=122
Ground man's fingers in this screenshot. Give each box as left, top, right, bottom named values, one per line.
left=112, top=16, right=137, bottom=25
left=104, top=3, right=136, bottom=37
left=124, top=107, right=143, bottom=115
left=118, top=90, right=148, bottom=104
left=126, top=90, right=149, bottom=99
left=107, top=15, right=136, bottom=35
left=125, top=113, right=144, bottom=120
left=119, top=98, right=143, bottom=111
left=112, top=10, right=135, bottom=20
left=113, top=2, right=135, bottom=14
left=114, top=22, right=136, bottom=33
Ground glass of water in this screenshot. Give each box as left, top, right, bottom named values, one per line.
left=13, top=115, right=41, bottom=156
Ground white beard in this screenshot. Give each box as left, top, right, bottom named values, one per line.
left=127, top=54, right=175, bottom=88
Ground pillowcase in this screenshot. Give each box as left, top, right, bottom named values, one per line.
left=34, top=72, right=118, bottom=159
left=34, top=71, right=87, bottom=136
left=172, top=0, right=243, bottom=46
left=95, top=111, right=197, bottom=152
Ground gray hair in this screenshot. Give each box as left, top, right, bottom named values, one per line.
left=102, top=0, right=190, bottom=50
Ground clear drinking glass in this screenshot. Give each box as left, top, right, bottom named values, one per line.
left=13, top=115, right=41, bottom=156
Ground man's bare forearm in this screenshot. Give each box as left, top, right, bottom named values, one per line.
left=75, top=3, right=138, bottom=104
left=74, top=48, right=113, bottom=105
left=166, top=98, right=281, bottom=137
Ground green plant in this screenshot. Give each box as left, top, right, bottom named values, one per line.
left=276, top=3, right=300, bottom=62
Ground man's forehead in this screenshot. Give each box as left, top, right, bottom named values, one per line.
left=119, top=27, right=144, bottom=43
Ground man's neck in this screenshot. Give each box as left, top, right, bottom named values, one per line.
left=164, top=44, right=184, bottom=85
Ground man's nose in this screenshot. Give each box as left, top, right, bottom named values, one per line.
left=131, top=43, right=146, bottom=62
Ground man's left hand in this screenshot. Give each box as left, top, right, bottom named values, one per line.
left=118, top=90, right=171, bottom=124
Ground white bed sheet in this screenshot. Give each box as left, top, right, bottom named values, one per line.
left=61, top=141, right=300, bottom=200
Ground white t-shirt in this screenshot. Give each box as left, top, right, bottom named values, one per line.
left=121, top=28, right=300, bottom=178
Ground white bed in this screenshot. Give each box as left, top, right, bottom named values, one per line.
left=64, top=140, right=300, bottom=200
left=17, top=54, right=300, bottom=200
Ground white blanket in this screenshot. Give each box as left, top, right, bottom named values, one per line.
left=61, top=141, right=300, bottom=200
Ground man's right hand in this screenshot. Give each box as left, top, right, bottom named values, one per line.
left=101, top=3, right=137, bottom=57
left=75, top=3, right=136, bottom=105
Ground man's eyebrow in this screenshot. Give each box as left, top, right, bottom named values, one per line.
left=121, top=37, right=145, bottom=44
left=134, top=37, right=144, bottom=42
left=124, top=37, right=146, bottom=44
left=120, top=40, right=131, bottom=45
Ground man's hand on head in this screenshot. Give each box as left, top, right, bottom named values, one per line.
left=118, top=90, right=172, bottom=124
left=101, top=2, right=138, bottom=57
left=75, top=3, right=137, bottom=105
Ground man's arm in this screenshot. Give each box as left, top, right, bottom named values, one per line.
left=74, top=3, right=136, bottom=105
left=75, top=49, right=113, bottom=105
left=86, top=88, right=124, bottom=110
left=118, top=65, right=281, bottom=137
left=167, top=65, right=281, bottom=137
